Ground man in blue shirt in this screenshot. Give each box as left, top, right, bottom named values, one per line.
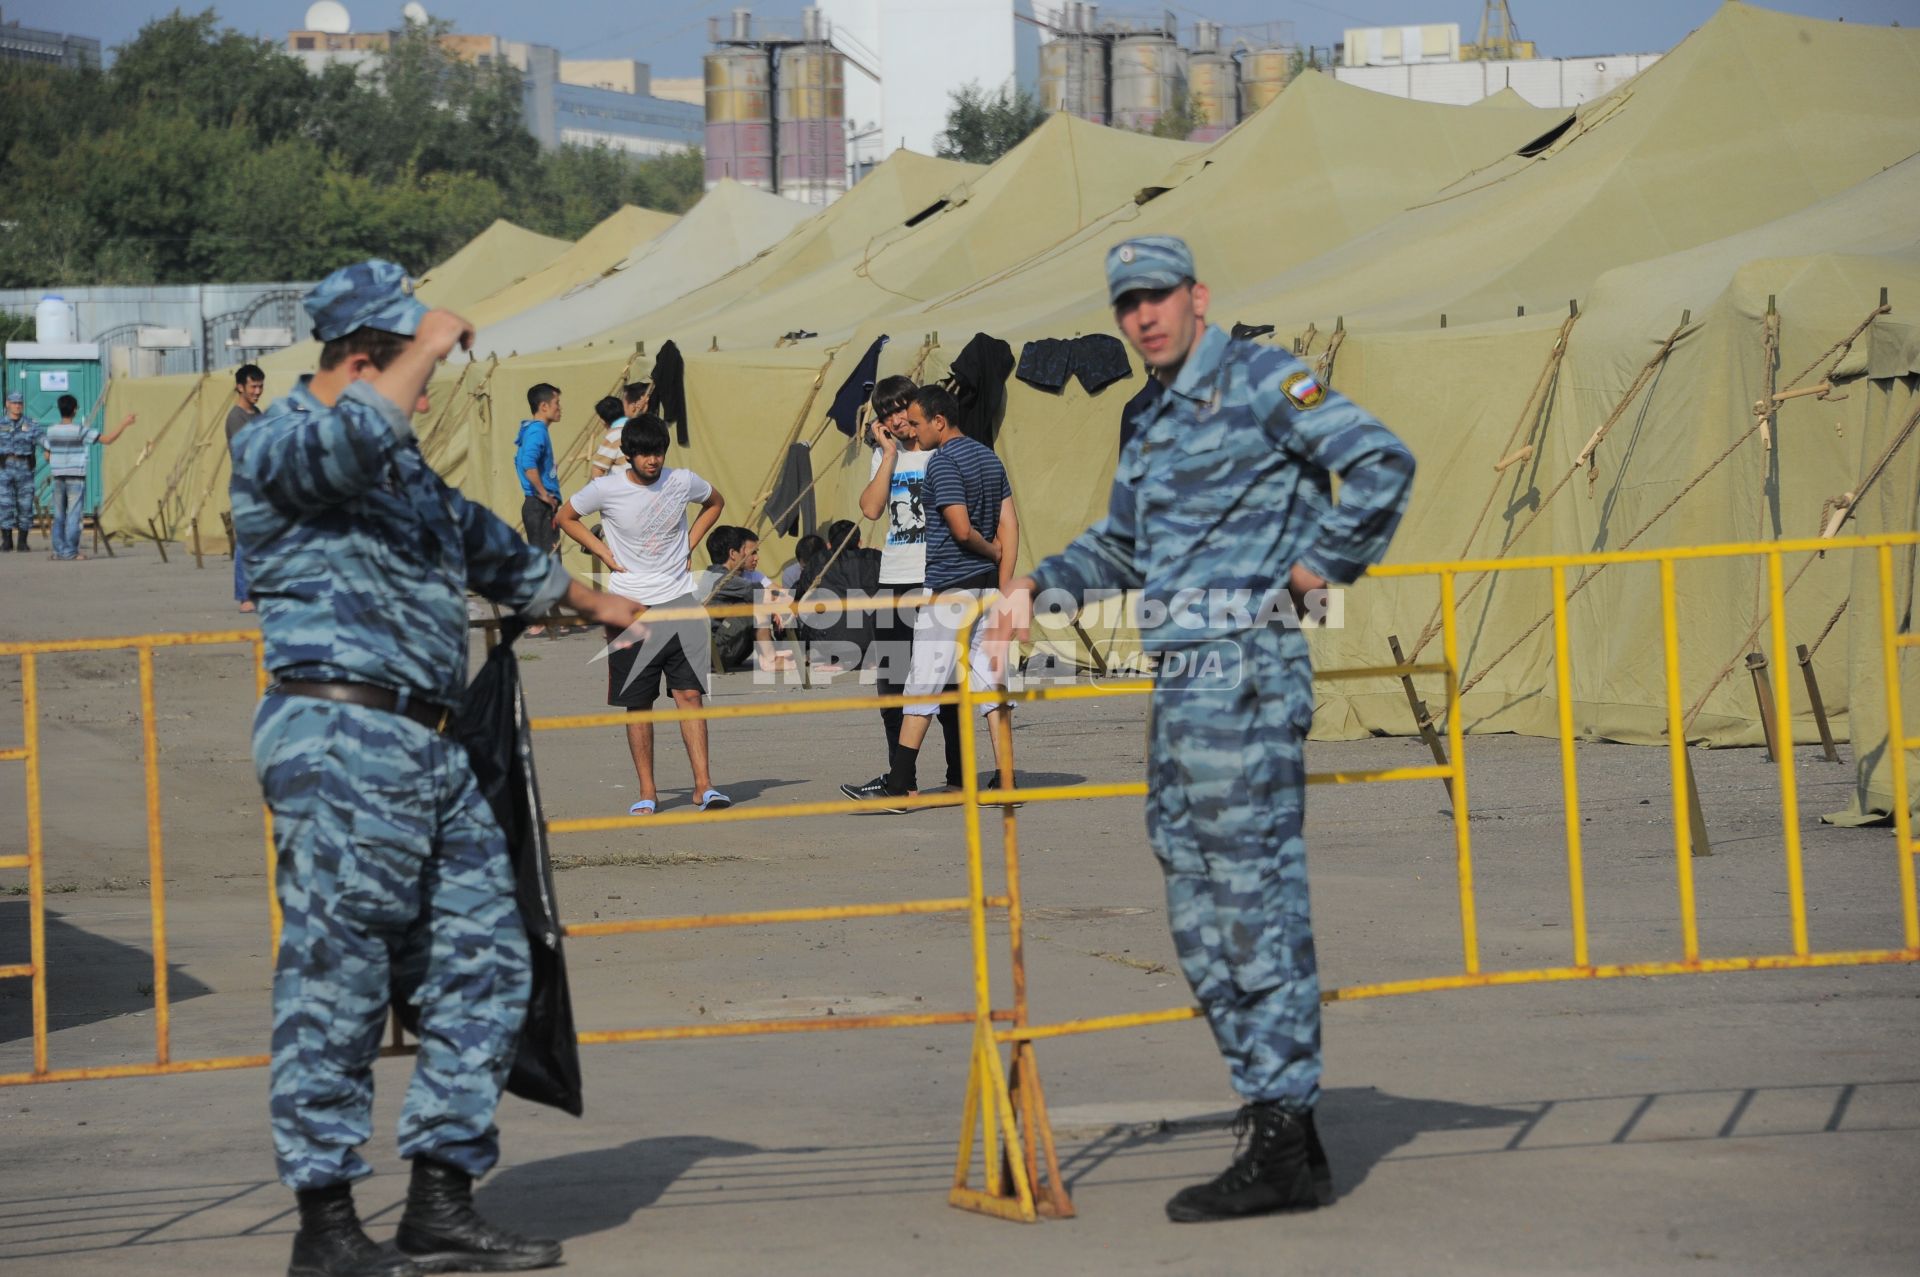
left=841, top=383, right=1017, bottom=810
left=1001, top=236, right=1416, bottom=1224
left=233, top=260, right=641, bottom=1277
left=514, top=382, right=563, bottom=554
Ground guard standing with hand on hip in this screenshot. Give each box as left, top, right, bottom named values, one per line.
left=998, top=236, right=1416, bottom=1224
left=232, top=260, right=644, bottom=1277
left=0, top=391, right=44, bottom=552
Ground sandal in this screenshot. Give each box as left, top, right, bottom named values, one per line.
left=628, top=799, right=657, bottom=816
left=698, top=789, right=732, bottom=811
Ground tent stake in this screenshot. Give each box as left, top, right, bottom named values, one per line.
left=148, top=519, right=169, bottom=565
left=1388, top=635, right=1453, bottom=809
left=191, top=518, right=204, bottom=570
left=1795, top=644, right=1841, bottom=763
left=1681, top=750, right=1712, bottom=857
left=1745, top=652, right=1782, bottom=762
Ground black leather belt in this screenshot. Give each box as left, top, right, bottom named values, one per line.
left=273, top=680, right=454, bottom=733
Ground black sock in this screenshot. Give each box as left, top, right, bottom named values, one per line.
left=886, top=742, right=919, bottom=795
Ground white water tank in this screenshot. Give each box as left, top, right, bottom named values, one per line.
left=35, top=295, right=76, bottom=345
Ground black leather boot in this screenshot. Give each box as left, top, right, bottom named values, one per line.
left=0, top=529, right=12, bottom=552
left=14, top=529, right=28, bottom=551
left=396, top=1157, right=562, bottom=1272
left=1165, top=1103, right=1334, bottom=1223
left=288, top=1182, right=423, bottom=1277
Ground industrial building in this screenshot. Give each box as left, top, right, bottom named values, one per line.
left=1333, top=21, right=1661, bottom=108
left=284, top=3, right=701, bottom=157
left=0, top=284, right=315, bottom=378
left=0, top=8, right=102, bottom=70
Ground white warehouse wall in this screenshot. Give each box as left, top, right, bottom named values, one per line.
left=844, top=0, right=1038, bottom=159
left=1333, top=53, right=1663, bottom=108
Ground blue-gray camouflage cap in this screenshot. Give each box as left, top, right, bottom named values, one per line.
left=1106, top=235, right=1196, bottom=304
left=304, top=259, right=429, bottom=342
left=4, top=392, right=21, bottom=404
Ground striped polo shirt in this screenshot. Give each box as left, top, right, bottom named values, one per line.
left=923, top=434, right=1010, bottom=591
left=42, top=422, right=101, bottom=478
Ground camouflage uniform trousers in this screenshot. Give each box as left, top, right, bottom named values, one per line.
left=254, top=694, right=530, bottom=1191
left=0, top=465, right=34, bottom=529
left=1144, top=647, right=1320, bottom=1111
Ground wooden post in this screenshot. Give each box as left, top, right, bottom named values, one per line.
left=1388, top=634, right=1454, bottom=806
left=1070, top=619, right=1111, bottom=677
left=1681, top=750, right=1712, bottom=857
left=190, top=518, right=204, bottom=570
left=220, top=510, right=236, bottom=558
left=1795, top=644, right=1841, bottom=764
left=1746, top=651, right=1781, bottom=762
left=148, top=518, right=169, bottom=565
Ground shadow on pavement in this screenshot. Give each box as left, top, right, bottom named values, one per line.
left=480, top=1134, right=764, bottom=1238
left=1056, top=1085, right=1531, bottom=1201
left=0, top=902, right=214, bottom=1047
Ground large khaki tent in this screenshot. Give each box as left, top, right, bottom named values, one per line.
left=462, top=204, right=678, bottom=334
left=416, top=218, right=572, bottom=313
left=99, top=4, right=1920, bottom=821
left=479, top=180, right=816, bottom=358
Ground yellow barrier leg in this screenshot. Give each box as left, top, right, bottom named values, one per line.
left=949, top=1018, right=1039, bottom=1222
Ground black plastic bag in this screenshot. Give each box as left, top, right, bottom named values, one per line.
left=450, top=617, right=584, bottom=1116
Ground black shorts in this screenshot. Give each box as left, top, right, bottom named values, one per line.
left=604, top=599, right=710, bottom=709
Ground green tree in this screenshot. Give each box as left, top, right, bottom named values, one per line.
left=935, top=83, right=1049, bottom=164
left=108, top=9, right=318, bottom=144
left=1147, top=93, right=1206, bottom=141
left=0, top=8, right=706, bottom=287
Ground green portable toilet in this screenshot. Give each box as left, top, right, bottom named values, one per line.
left=4, top=337, right=107, bottom=516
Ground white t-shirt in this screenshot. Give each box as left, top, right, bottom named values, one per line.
left=567, top=466, right=714, bottom=605
left=870, top=446, right=932, bottom=586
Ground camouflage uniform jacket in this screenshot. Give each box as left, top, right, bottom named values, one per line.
left=232, top=376, right=569, bottom=708
left=1031, top=324, right=1416, bottom=658
left=0, top=416, right=43, bottom=462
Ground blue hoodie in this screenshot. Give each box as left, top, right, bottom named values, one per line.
left=514, top=418, right=558, bottom=499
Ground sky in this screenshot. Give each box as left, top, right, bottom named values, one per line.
left=13, top=1, right=1916, bottom=77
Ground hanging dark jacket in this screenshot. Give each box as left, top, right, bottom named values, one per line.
left=948, top=332, right=1014, bottom=448
left=827, top=336, right=889, bottom=437
left=447, top=618, right=583, bottom=1116
left=766, top=442, right=815, bottom=537
left=652, top=340, right=688, bottom=446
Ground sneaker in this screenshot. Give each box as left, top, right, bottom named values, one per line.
left=1165, top=1103, right=1329, bottom=1223
left=840, top=776, right=909, bottom=814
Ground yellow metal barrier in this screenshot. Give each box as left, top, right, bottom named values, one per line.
left=2, top=534, right=1917, bottom=1226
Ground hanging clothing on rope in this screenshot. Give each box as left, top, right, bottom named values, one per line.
left=651, top=340, right=688, bottom=446
left=766, top=442, right=816, bottom=537
left=1070, top=334, right=1131, bottom=394
left=827, top=336, right=889, bottom=437
left=1016, top=334, right=1133, bottom=395
left=948, top=332, right=1014, bottom=447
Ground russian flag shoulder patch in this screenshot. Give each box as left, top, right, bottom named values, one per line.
left=1281, top=370, right=1326, bottom=410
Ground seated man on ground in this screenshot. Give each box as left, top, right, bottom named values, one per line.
left=555, top=414, right=733, bottom=815
left=696, top=524, right=794, bottom=673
